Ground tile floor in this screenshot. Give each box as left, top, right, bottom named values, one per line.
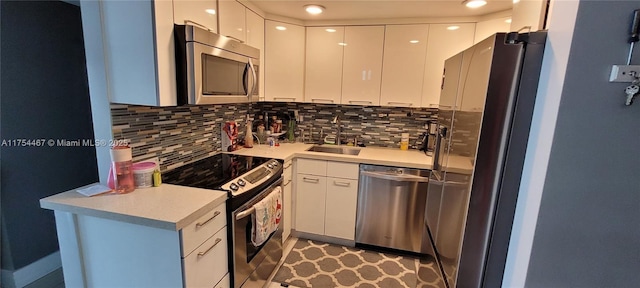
left=266, top=237, right=445, bottom=288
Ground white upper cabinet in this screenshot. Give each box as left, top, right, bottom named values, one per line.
left=218, top=0, right=246, bottom=43
left=173, top=0, right=218, bottom=32
left=475, top=16, right=512, bottom=43
left=380, top=24, right=430, bottom=107
left=97, top=0, right=176, bottom=106
left=511, top=0, right=546, bottom=32
left=341, top=26, right=385, bottom=106
left=421, top=23, right=475, bottom=108
left=304, top=27, right=345, bottom=104
left=265, top=20, right=305, bottom=102
left=245, top=10, right=265, bottom=100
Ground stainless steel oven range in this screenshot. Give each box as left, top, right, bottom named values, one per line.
left=163, top=154, right=283, bottom=288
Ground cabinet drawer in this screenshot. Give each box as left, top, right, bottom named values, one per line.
left=181, top=203, right=226, bottom=257
left=283, top=160, right=293, bottom=184
left=296, top=158, right=327, bottom=176
left=183, top=228, right=228, bottom=288
left=327, top=162, right=359, bottom=179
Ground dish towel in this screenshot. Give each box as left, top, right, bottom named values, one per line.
left=251, top=186, right=282, bottom=247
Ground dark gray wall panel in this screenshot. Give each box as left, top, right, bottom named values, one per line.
left=526, top=1, right=640, bottom=287
left=0, top=1, right=98, bottom=269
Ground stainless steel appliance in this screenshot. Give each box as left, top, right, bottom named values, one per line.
left=163, top=154, right=283, bottom=288
left=174, top=24, right=260, bottom=105
left=356, top=164, right=432, bottom=254
left=426, top=32, right=547, bottom=288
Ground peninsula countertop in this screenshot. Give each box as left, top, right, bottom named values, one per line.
left=40, top=183, right=227, bottom=231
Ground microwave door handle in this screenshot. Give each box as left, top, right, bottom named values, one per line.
left=248, top=59, right=257, bottom=97
left=242, top=63, right=249, bottom=96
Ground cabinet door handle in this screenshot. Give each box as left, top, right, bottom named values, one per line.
left=303, top=177, right=320, bottom=183
left=184, top=20, right=213, bottom=32
left=274, top=97, right=297, bottom=101
left=284, top=163, right=292, bottom=169
left=225, top=35, right=245, bottom=43
left=333, top=180, right=351, bottom=187
left=387, top=102, right=413, bottom=107
left=348, top=100, right=373, bottom=105
left=197, top=238, right=222, bottom=257
left=196, top=211, right=221, bottom=228
left=311, top=98, right=335, bottom=103
left=283, top=180, right=292, bottom=187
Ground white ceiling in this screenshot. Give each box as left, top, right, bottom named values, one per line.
left=249, top=0, right=514, bottom=21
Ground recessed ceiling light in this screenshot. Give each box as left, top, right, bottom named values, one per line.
left=338, top=42, right=348, bottom=46
left=447, top=26, right=460, bottom=31
left=325, top=28, right=337, bottom=33
left=275, top=26, right=287, bottom=31
left=205, top=9, right=216, bottom=15
left=463, top=0, right=487, bottom=8
left=304, top=4, right=325, bottom=15
left=505, top=18, right=512, bottom=23
left=513, top=0, right=520, bottom=3
left=409, top=40, right=420, bottom=44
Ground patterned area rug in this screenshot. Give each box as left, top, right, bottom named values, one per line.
left=273, top=239, right=443, bottom=288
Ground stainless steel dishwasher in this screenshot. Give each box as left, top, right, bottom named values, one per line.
left=356, top=164, right=432, bottom=255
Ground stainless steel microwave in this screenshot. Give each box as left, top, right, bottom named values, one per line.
left=175, top=25, right=260, bottom=105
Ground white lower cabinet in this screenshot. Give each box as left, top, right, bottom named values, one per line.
left=324, top=177, right=358, bottom=239
left=182, top=228, right=228, bottom=287
left=283, top=160, right=293, bottom=243
left=52, top=201, right=229, bottom=287
left=295, top=159, right=358, bottom=240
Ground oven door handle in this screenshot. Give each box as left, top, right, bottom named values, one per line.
left=236, top=206, right=255, bottom=220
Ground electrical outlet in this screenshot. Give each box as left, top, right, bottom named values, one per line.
left=609, top=65, right=640, bottom=82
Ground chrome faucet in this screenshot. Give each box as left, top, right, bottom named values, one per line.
left=331, top=115, right=341, bottom=146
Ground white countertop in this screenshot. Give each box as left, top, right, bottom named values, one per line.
left=228, top=143, right=474, bottom=173
left=229, top=143, right=434, bottom=169
left=40, top=183, right=227, bottom=231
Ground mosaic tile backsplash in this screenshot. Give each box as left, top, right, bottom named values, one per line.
left=111, top=102, right=438, bottom=171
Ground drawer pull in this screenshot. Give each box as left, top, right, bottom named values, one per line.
left=348, top=100, right=373, bottom=105
left=196, top=211, right=221, bottom=228
left=333, top=181, right=351, bottom=187
left=303, top=177, right=320, bottom=183
left=311, top=98, right=335, bottom=103
left=283, top=180, right=292, bottom=187
left=197, top=238, right=222, bottom=257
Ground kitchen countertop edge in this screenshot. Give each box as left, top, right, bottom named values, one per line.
left=40, top=183, right=228, bottom=231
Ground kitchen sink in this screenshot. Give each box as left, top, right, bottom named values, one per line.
left=306, top=145, right=361, bottom=156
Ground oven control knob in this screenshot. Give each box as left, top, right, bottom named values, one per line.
left=267, top=163, right=274, bottom=169
left=237, top=179, right=246, bottom=187
left=272, top=161, right=279, bottom=166
left=229, top=183, right=239, bottom=191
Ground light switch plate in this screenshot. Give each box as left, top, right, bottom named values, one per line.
left=609, top=65, right=640, bottom=82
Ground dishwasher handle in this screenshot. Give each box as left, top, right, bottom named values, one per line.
left=360, top=171, right=430, bottom=183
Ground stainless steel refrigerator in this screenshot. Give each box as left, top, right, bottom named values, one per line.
left=426, top=31, right=547, bottom=288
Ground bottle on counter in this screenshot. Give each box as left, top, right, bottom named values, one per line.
left=257, top=124, right=266, bottom=144
left=244, top=120, right=254, bottom=148
left=254, top=115, right=264, bottom=131
left=110, top=145, right=135, bottom=193
left=275, top=119, right=283, bottom=133
left=153, top=169, right=162, bottom=187
left=400, top=133, right=409, bottom=150
left=271, top=116, right=278, bottom=133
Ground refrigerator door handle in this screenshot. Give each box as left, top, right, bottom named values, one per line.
left=432, top=126, right=447, bottom=171
left=360, top=171, right=430, bottom=183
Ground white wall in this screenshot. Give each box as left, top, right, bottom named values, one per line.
left=502, top=0, right=580, bottom=286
